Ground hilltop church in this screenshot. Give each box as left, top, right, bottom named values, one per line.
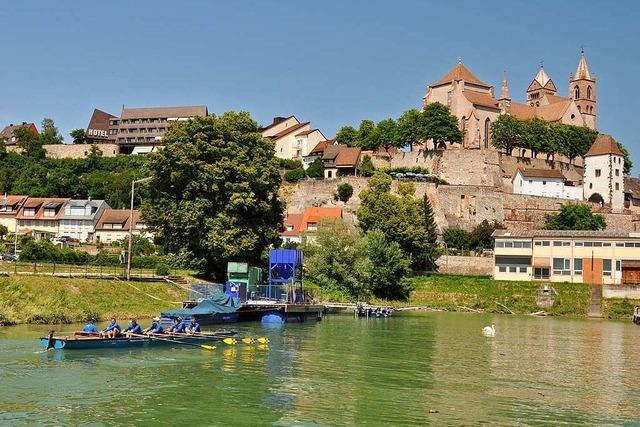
left=422, top=51, right=596, bottom=150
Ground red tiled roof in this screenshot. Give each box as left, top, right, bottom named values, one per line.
left=95, top=209, right=142, bottom=231
left=307, top=139, right=337, bottom=156
left=295, top=129, right=318, bottom=137
left=268, top=122, right=310, bottom=140
left=462, top=90, right=500, bottom=109
left=433, top=63, right=491, bottom=87
left=0, top=195, right=28, bottom=216
left=585, top=134, right=623, bottom=157
left=280, top=207, right=342, bottom=238
left=335, top=147, right=361, bottom=167
left=16, top=198, right=69, bottom=221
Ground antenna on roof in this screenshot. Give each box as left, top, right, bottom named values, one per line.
left=540, top=59, right=544, bottom=68
left=457, top=56, right=462, bottom=65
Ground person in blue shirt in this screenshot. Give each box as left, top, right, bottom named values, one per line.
left=166, top=317, right=186, bottom=334
left=122, top=318, right=143, bottom=337
left=99, top=317, right=121, bottom=338
left=144, top=317, right=164, bottom=335
left=185, top=317, right=200, bottom=334
left=82, top=319, right=98, bottom=334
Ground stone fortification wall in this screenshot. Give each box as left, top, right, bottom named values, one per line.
left=435, top=255, right=493, bottom=276
left=500, top=154, right=584, bottom=184
left=8, top=144, right=120, bottom=158
left=431, top=185, right=504, bottom=231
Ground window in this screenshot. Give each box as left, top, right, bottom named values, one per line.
left=615, top=183, right=619, bottom=191
left=626, top=242, right=635, bottom=247
left=499, top=266, right=507, bottom=273
left=616, top=242, right=625, bottom=247
left=616, top=169, right=620, bottom=177
left=553, top=241, right=562, bottom=246
left=553, top=258, right=571, bottom=275
left=575, top=242, right=583, bottom=246
left=543, top=181, right=547, bottom=185
left=584, top=242, right=593, bottom=247
left=504, top=241, right=513, bottom=248
left=587, top=86, right=592, bottom=100
left=541, top=241, right=550, bottom=247
left=616, top=260, right=622, bottom=271
left=574, top=258, right=583, bottom=275
left=603, top=242, right=611, bottom=247
left=593, top=242, right=603, bottom=247
left=519, top=266, right=528, bottom=273
left=534, top=268, right=550, bottom=279
left=496, top=241, right=504, bottom=248
left=603, top=259, right=612, bottom=277
left=306, top=222, right=317, bottom=231
left=24, top=208, right=36, bottom=217
left=595, top=169, right=601, bottom=177
left=509, top=266, right=517, bottom=273
left=535, top=241, right=542, bottom=246
left=589, top=183, right=593, bottom=189
left=574, top=86, right=580, bottom=99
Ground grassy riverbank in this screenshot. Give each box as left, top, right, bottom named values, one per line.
left=0, top=276, right=187, bottom=325
left=394, top=274, right=591, bottom=317
left=602, top=298, right=640, bottom=320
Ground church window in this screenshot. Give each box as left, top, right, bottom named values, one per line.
left=571, top=114, right=575, bottom=119
left=484, top=118, right=490, bottom=149
left=616, top=183, right=620, bottom=190
left=574, top=86, right=580, bottom=99
left=616, top=169, right=620, bottom=177
left=595, top=169, right=601, bottom=177
left=447, top=91, right=452, bottom=106
left=577, top=106, right=581, bottom=112
left=535, top=101, right=540, bottom=107
left=589, top=183, right=593, bottom=189
left=587, top=86, right=592, bottom=99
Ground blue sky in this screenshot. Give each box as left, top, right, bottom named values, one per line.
left=1, top=1, right=639, bottom=171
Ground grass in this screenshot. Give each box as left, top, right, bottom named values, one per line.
left=602, top=298, right=640, bottom=320
left=395, top=274, right=591, bottom=317
left=0, top=275, right=187, bottom=325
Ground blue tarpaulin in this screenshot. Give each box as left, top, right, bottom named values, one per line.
left=162, top=292, right=240, bottom=318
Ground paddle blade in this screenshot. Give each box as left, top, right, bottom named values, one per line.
left=256, top=337, right=270, bottom=344
left=222, top=338, right=237, bottom=345
left=241, top=337, right=255, bottom=344
left=200, top=345, right=216, bottom=351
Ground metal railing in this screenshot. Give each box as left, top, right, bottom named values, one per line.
left=0, top=260, right=160, bottom=279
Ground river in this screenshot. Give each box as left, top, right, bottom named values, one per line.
left=1, top=312, right=639, bottom=425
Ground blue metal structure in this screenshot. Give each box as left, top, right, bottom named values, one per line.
left=267, top=249, right=303, bottom=301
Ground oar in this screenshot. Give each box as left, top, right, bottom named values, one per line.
left=130, top=333, right=216, bottom=351
left=166, top=332, right=269, bottom=345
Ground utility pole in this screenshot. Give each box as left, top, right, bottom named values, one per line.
left=126, top=177, right=152, bottom=281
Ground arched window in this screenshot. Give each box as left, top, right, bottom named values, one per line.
left=587, top=86, right=592, bottom=99
left=577, top=105, right=581, bottom=112
left=484, top=118, right=491, bottom=149
left=574, top=86, right=580, bottom=99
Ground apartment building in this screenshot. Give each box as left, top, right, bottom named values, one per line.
left=492, top=229, right=640, bottom=285
left=85, top=109, right=118, bottom=144
left=0, top=195, right=28, bottom=233
left=94, top=209, right=150, bottom=244
left=59, top=199, right=110, bottom=242
left=16, top=198, right=70, bottom=240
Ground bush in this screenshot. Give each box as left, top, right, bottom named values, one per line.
left=443, top=227, right=471, bottom=250
left=381, top=166, right=430, bottom=175
left=279, top=158, right=304, bottom=170
left=336, top=182, right=354, bottom=203
left=155, top=263, right=171, bottom=276
left=284, top=168, right=306, bottom=183
left=306, top=157, right=324, bottom=178
left=360, top=155, right=375, bottom=177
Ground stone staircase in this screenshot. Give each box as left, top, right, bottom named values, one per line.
left=588, top=284, right=603, bottom=318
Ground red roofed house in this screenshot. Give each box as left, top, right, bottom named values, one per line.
left=322, top=145, right=362, bottom=179
left=94, top=209, right=151, bottom=244
left=262, top=116, right=327, bottom=163
left=0, top=195, right=28, bottom=233
left=583, top=134, right=625, bottom=210
left=280, top=207, right=343, bottom=244
left=303, top=139, right=337, bottom=168
left=16, top=197, right=70, bottom=240
left=1, top=122, right=38, bottom=147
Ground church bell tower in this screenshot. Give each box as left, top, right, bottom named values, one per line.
left=569, top=49, right=596, bottom=129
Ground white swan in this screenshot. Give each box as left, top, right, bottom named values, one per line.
left=482, top=324, right=496, bottom=337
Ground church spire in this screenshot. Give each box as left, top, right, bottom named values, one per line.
left=499, top=70, right=510, bottom=100
left=534, top=66, right=551, bottom=86
left=573, top=49, right=592, bottom=80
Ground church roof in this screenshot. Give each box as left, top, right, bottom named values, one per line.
left=534, top=67, right=551, bottom=86
left=432, top=63, right=491, bottom=87
left=544, top=94, right=569, bottom=104
left=462, top=91, right=500, bottom=109
left=507, top=99, right=572, bottom=122
left=585, top=134, right=622, bottom=157
left=573, top=51, right=593, bottom=80
left=507, top=103, right=536, bottom=120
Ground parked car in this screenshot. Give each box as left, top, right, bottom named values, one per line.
left=1, top=254, right=18, bottom=262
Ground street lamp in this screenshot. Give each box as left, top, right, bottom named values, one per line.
left=126, top=176, right=153, bottom=281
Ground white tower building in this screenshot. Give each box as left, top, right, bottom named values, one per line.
left=583, top=134, right=625, bottom=211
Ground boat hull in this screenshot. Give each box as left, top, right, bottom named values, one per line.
left=39, top=332, right=235, bottom=350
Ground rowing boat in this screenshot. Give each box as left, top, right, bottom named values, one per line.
left=39, top=330, right=236, bottom=350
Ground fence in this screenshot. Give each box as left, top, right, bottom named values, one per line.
left=0, top=260, right=160, bottom=279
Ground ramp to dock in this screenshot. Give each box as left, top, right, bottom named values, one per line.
left=588, top=284, right=603, bottom=318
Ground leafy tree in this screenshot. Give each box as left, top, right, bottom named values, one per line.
left=396, top=109, right=429, bottom=147
left=421, top=194, right=439, bottom=270
left=376, top=118, right=399, bottom=152
left=336, top=182, right=354, bottom=203
left=143, top=112, right=284, bottom=278
left=423, top=102, right=463, bottom=148
left=360, top=155, right=375, bottom=177
left=365, top=230, right=412, bottom=299
left=443, top=227, right=471, bottom=250
left=557, top=124, right=596, bottom=163
left=469, top=220, right=502, bottom=251
left=114, top=235, right=155, bottom=256
left=0, top=224, right=8, bottom=240
left=70, top=129, right=87, bottom=145
left=520, top=118, right=548, bottom=158
left=335, top=126, right=359, bottom=146
left=397, top=181, right=415, bottom=197
left=284, top=168, right=306, bottom=182
left=545, top=203, right=606, bottom=230
left=491, top=114, right=521, bottom=155
left=40, top=118, right=63, bottom=144
left=305, top=157, right=324, bottom=178
left=356, top=119, right=378, bottom=150
left=15, top=126, right=45, bottom=159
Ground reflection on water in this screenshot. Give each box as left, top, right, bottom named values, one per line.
left=1, top=313, right=639, bottom=425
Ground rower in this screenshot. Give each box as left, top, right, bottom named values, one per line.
left=122, top=318, right=143, bottom=337
left=166, top=317, right=185, bottom=334
left=185, top=317, right=200, bottom=334
left=82, top=318, right=99, bottom=334
left=100, top=317, right=121, bottom=338
left=144, top=317, right=164, bottom=335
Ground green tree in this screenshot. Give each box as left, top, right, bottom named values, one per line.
left=421, top=194, right=439, bottom=270
left=15, top=126, right=45, bottom=159
left=360, top=154, right=375, bottom=177
left=305, top=157, right=324, bottom=178
left=545, top=203, right=606, bottom=230
left=335, top=126, right=359, bottom=146
left=70, top=129, right=87, bottom=145
left=491, top=114, right=521, bottom=155
left=423, top=102, right=463, bottom=148
left=443, top=227, right=471, bottom=250
left=358, top=119, right=378, bottom=150
left=0, top=224, right=8, bottom=240
left=396, top=109, right=429, bottom=147
left=376, top=118, right=399, bottom=152
left=336, top=182, right=354, bottom=203
left=469, top=220, right=503, bottom=251
left=365, top=230, right=412, bottom=299
left=617, top=141, right=633, bottom=175
left=143, top=112, right=284, bottom=278
left=559, top=124, right=596, bottom=164
left=520, top=118, right=548, bottom=158
left=40, top=118, right=64, bottom=144
left=397, top=181, right=415, bottom=197
left=114, top=235, right=155, bottom=256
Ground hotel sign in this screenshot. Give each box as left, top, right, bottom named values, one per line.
left=87, top=128, right=109, bottom=137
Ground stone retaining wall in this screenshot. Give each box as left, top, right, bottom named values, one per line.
left=603, top=285, right=640, bottom=299
left=435, top=255, right=493, bottom=276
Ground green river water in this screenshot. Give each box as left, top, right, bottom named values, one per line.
left=1, top=312, right=639, bottom=426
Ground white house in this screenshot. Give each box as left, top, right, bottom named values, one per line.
left=261, top=116, right=327, bottom=163
left=512, top=168, right=582, bottom=200
left=583, top=134, right=625, bottom=211
left=59, top=199, right=110, bottom=242
left=94, top=209, right=151, bottom=244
